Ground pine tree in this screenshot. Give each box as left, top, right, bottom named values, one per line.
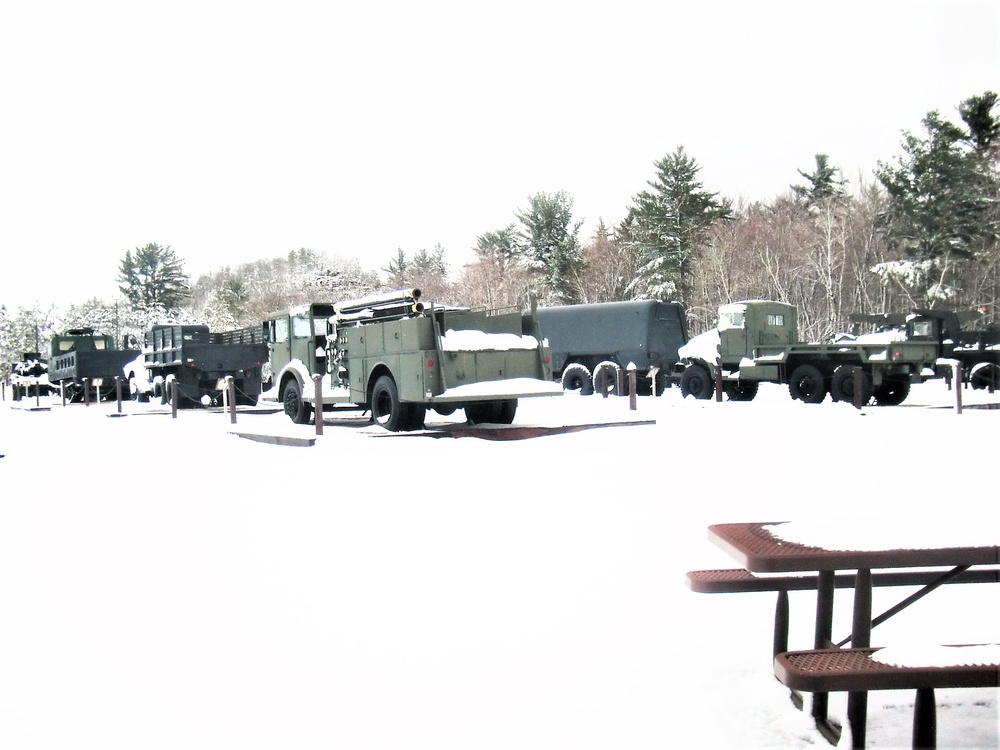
left=791, top=154, right=848, bottom=207
left=515, top=191, right=583, bottom=304
left=382, top=248, right=410, bottom=288
left=117, top=243, right=190, bottom=315
left=621, top=146, right=731, bottom=300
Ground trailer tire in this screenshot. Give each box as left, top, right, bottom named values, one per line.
left=561, top=363, right=593, bottom=394
left=830, top=365, right=872, bottom=405
left=970, top=362, right=999, bottom=391
left=873, top=376, right=910, bottom=406
left=283, top=379, right=312, bottom=424
left=724, top=380, right=758, bottom=401
left=593, top=361, right=622, bottom=395
left=789, top=364, right=827, bottom=403
left=680, top=364, right=714, bottom=399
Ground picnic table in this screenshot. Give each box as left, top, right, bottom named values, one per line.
left=703, top=521, right=999, bottom=748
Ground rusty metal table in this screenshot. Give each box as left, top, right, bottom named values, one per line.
left=707, top=522, right=999, bottom=747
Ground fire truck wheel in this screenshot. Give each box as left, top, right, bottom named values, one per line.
left=371, top=375, right=405, bottom=431
left=283, top=379, right=312, bottom=424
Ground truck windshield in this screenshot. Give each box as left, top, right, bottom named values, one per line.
left=721, top=311, right=745, bottom=329
left=292, top=316, right=312, bottom=338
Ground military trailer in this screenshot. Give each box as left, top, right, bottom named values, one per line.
left=48, top=328, right=140, bottom=402
left=134, top=324, right=269, bottom=407
left=263, top=289, right=560, bottom=430
left=675, top=300, right=946, bottom=405
left=535, top=300, right=688, bottom=395
left=848, top=309, right=1000, bottom=392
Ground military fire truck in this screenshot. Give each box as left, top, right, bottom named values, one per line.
left=263, top=289, right=560, bottom=430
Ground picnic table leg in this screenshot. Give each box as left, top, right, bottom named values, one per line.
left=812, top=571, right=835, bottom=734
left=847, top=568, right=873, bottom=749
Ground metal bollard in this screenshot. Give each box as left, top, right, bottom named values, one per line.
left=627, top=364, right=637, bottom=411
left=715, top=366, right=723, bottom=402
left=853, top=366, right=864, bottom=410
left=171, top=380, right=178, bottom=419
left=116, top=376, right=123, bottom=414
left=84, top=378, right=91, bottom=407
left=313, top=374, right=324, bottom=435
left=955, top=363, right=963, bottom=414
left=600, top=366, right=609, bottom=398
left=227, top=377, right=237, bottom=424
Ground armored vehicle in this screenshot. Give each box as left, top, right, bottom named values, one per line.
left=263, top=289, right=560, bottom=430
left=8, top=353, right=52, bottom=400
left=535, top=300, right=688, bottom=395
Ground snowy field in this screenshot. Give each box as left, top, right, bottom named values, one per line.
left=1, top=380, right=997, bottom=749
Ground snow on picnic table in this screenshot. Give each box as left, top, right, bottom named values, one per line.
left=0, top=379, right=997, bottom=749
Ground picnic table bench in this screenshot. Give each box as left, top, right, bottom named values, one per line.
left=690, top=522, right=999, bottom=749
left=775, top=645, right=999, bottom=749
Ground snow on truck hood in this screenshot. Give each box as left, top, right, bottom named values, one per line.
left=677, top=329, right=721, bottom=365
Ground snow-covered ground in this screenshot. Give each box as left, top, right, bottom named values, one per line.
left=1, top=380, right=997, bottom=749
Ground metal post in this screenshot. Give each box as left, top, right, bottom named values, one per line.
left=171, top=380, right=178, bottom=419
left=84, top=378, right=91, bottom=407
left=227, top=377, right=237, bottom=424
left=313, top=374, right=324, bottom=435
left=714, top=366, right=723, bottom=402
left=35, top=383, right=41, bottom=407
left=955, top=363, right=963, bottom=414
left=853, top=366, right=864, bottom=410
left=627, top=364, right=637, bottom=411
left=61, top=382, right=66, bottom=407
left=115, top=376, right=123, bottom=414
left=600, top=366, right=609, bottom=398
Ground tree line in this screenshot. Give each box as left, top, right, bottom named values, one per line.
left=2, top=90, right=997, bottom=377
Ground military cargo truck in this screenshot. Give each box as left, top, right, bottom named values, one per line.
left=263, top=289, right=560, bottom=430
left=675, top=300, right=947, bottom=405
left=133, top=324, right=269, bottom=407
left=535, top=300, right=688, bottom=395
left=48, top=328, right=140, bottom=402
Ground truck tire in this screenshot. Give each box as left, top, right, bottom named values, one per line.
left=282, top=379, right=312, bottom=424
left=873, top=376, right=910, bottom=406
left=680, top=364, right=714, bottom=399
left=371, top=375, right=421, bottom=432
left=465, top=399, right=518, bottom=425
left=788, top=364, right=826, bottom=403
left=830, top=365, right=872, bottom=405
left=593, top=361, right=622, bottom=395
left=561, top=363, right=593, bottom=394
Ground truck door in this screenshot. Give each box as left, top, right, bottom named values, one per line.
left=268, top=316, right=292, bottom=374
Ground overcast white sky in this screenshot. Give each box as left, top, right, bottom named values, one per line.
left=1, top=0, right=997, bottom=311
